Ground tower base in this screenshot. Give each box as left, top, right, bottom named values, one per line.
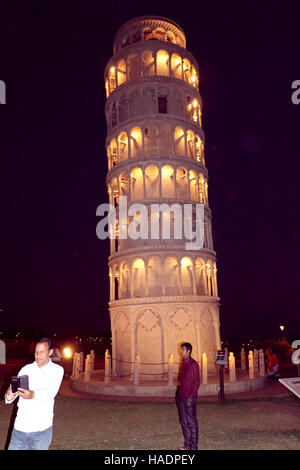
left=110, top=295, right=221, bottom=380
left=71, top=369, right=268, bottom=397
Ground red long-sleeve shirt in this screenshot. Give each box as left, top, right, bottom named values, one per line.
left=178, top=356, right=200, bottom=399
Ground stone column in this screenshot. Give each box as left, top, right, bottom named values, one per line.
left=90, top=350, right=95, bottom=371
left=72, top=352, right=80, bottom=379
left=248, top=350, right=254, bottom=379
left=192, top=263, right=197, bottom=295
left=168, top=353, right=174, bottom=386
left=229, top=352, right=236, bottom=382
left=105, top=349, right=111, bottom=384
left=241, top=347, right=246, bottom=370
left=254, top=349, right=259, bottom=375
left=84, top=354, right=92, bottom=382
left=134, top=354, right=140, bottom=386
left=259, top=349, right=266, bottom=377
left=202, top=353, right=208, bottom=384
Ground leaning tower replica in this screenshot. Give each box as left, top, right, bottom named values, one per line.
left=104, top=16, right=221, bottom=380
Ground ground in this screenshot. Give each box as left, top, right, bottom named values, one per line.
left=1, top=360, right=300, bottom=450
left=0, top=393, right=300, bottom=450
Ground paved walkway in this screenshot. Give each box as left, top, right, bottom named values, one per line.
left=59, top=376, right=292, bottom=403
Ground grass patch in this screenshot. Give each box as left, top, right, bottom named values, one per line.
left=1, top=394, right=300, bottom=450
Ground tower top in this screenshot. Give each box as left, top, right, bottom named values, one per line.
left=113, top=15, right=186, bottom=54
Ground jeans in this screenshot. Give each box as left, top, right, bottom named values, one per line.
left=177, top=397, right=198, bottom=450
left=8, top=426, right=53, bottom=450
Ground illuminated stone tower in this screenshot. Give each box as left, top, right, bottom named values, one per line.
left=104, top=16, right=221, bottom=380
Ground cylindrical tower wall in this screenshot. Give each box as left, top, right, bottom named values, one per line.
left=104, top=16, right=221, bottom=379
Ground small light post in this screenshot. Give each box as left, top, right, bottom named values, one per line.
left=63, top=347, right=73, bottom=377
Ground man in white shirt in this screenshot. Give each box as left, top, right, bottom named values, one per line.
left=5, top=337, right=64, bottom=450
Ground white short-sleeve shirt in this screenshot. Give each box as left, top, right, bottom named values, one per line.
left=6, top=359, right=64, bottom=432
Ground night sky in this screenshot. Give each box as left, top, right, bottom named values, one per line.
left=1, top=0, right=299, bottom=340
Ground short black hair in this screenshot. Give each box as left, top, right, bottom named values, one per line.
left=181, top=342, right=193, bottom=354
left=36, top=338, right=53, bottom=350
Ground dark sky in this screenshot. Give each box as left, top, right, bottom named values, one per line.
left=0, top=0, right=299, bottom=340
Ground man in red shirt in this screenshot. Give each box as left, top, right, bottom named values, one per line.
left=176, top=342, right=200, bottom=450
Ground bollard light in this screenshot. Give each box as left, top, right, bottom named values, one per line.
left=62, top=347, right=73, bottom=378
left=63, top=347, right=72, bottom=358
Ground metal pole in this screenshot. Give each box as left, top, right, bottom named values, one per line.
left=219, top=364, right=225, bottom=401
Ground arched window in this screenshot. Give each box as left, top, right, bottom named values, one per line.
left=164, top=257, right=179, bottom=295
left=120, top=262, right=130, bottom=299
left=191, top=98, right=200, bottom=124
left=161, top=165, right=175, bottom=198
left=145, top=165, right=159, bottom=199
left=148, top=256, right=162, bottom=296
left=117, top=59, right=127, bottom=86
left=111, top=178, right=119, bottom=207
left=156, top=50, right=169, bottom=76
left=119, top=172, right=129, bottom=198
left=176, top=167, right=189, bottom=199
left=189, top=170, right=198, bottom=201
left=205, top=179, right=209, bottom=205
left=109, top=138, right=118, bottom=168
left=183, top=58, right=191, bottom=82
left=132, top=259, right=145, bottom=297
left=189, top=65, right=198, bottom=88
left=181, top=257, right=193, bottom=295
left=195, top=258, right=206, bottom=295
left=130, top=127, right=142, bottom=158
left=105, top=79, right=109, bottom=98
left=187, top=130, right=196, bottom=158
left=195, top=135, right=203, bottom=163
left=174, top=126, right=186, bottom=157
left=171, top=53, right=183, bottom=79
left=118, top=132, right=128, bottom=161
left=199, top=174, right=205, bottom=204
left=142, top=50, right=155, bottom=76
left=130, top=167, right=144, bottom=200
left=108, top=66, right=116, bottom=93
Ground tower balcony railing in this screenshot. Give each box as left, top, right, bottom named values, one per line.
left=104, top=43, right=200, bottom=98
left=109, top=294, right=220, bottom=307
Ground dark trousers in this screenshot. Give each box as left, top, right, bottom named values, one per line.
left=177, top=397, right=198, bottom=450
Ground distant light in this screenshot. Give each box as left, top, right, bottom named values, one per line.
left=63, top=347, right=72, bottom=358
left=280, top=325, right=285, bottom=331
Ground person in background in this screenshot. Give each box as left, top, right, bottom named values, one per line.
left=176, top=342, right=200, bottom=451
left=5, top=337, right=64, bottom=450
left=50, top=347, right=62, bottom=362
left=265, top=347, right=280, bottom=380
